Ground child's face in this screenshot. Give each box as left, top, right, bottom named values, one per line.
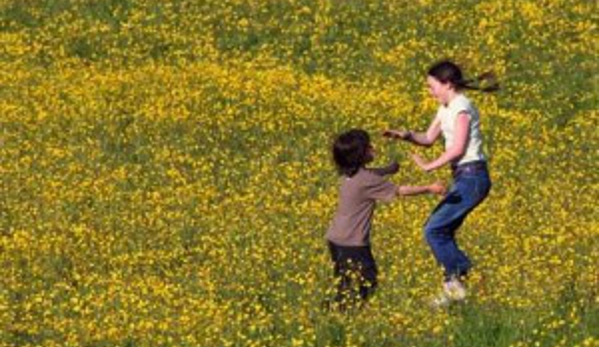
left=427, top=75, right=453, bottom=104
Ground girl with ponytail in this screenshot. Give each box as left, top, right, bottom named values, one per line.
left=384, top=60, right=498, bottom=307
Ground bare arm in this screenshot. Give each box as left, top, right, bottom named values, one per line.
left=413, top=112, right=470, bottom=172
left=398, top=182, right=446, bottom=197
left=384, top=117, right=442, bottom=147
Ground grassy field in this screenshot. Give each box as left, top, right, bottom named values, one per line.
left=0, top=0, right=597, bottom=346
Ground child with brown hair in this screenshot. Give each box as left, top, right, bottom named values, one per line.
left=326, top=128, right=445, bottom=310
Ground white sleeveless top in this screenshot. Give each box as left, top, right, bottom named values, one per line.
left=435, top=94, right=486, bottom=165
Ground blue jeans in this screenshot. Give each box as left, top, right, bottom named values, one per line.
left=424, top=165, right=491, bottom=281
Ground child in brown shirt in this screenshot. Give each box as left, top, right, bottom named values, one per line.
left=326, top=129, right=445, bottom=310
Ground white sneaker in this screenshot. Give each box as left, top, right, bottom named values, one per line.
left=430, top=293, right=452, bottom=308
left=443, top=278, right=467, bottom=301
left=430, top=278, right=467, bottom=309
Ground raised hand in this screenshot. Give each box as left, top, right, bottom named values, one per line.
left=385, top=161, right=400, bottom=175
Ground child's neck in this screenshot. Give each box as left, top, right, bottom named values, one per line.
left=443, top=90, right=461, bottom=106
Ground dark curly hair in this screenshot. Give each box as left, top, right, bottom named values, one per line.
left=332, top=129, right=373, bottom=177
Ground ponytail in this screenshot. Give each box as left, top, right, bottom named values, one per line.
left=428, top=60, right=500, bottom=93
left=457, top=72, right=500, bottom=93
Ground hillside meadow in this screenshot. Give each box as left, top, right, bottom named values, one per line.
left=0, top=0, right=597, bottom=346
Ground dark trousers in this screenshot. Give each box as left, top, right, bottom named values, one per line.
left=328, top=241, right=378, bottom=309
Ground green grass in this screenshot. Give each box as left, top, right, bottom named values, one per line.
left=0, top=1, right=597, bottom=346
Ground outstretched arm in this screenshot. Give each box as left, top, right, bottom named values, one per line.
left=384, top=117, right=442, bottom=147
left=369, top=161, right=400, bottom=176
left=398, top=181, right=446, bottom=197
